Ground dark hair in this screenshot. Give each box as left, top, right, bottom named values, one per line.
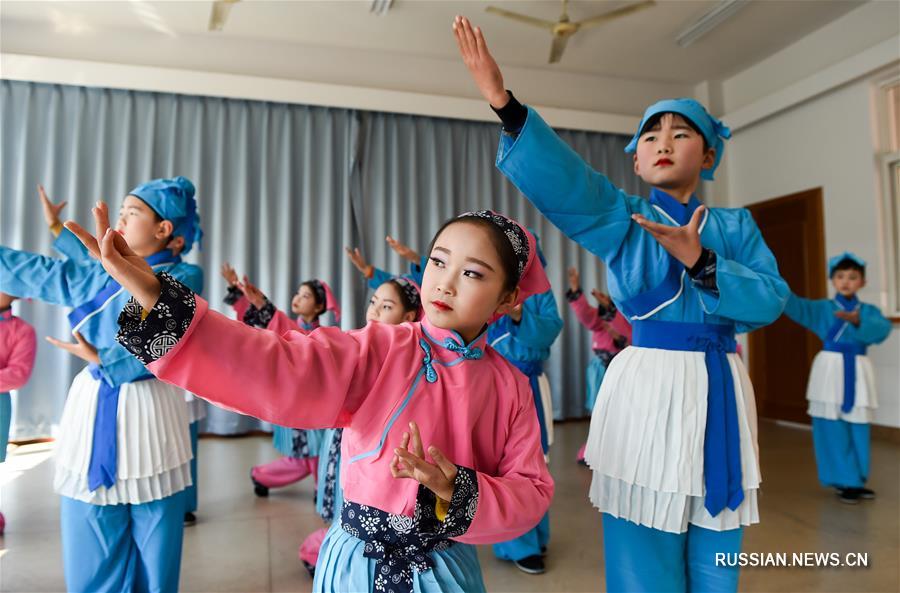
left=387, top=279, right=421, bottom=313
left=301, top=280, right=327, bottom=315
left=830, top=258, right=865, bottom=278
left=427, top=216, right=519, bottom=294
left=640, top=112, right=709, bottom=151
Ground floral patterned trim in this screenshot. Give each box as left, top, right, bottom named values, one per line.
left=222, top=285, right=243, bottom=306
left=116, top=272, right=196, bottom=365
left=688, top=248, right=720, bottom=295
left=339, top=466, right=479, bottom=593
left=243, top=299, right=276, bottom=328
left=565, top=288, right=583, bottom=303
left=597, top=301, right=618, bottom=321
left=321, top=429, right=343, bottom=523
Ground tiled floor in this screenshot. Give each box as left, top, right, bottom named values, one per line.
left=1, top=420, right=897, bottom=592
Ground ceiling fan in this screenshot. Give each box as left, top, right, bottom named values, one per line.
left=486, top=0, right=655, bottom=64
left=209, top=0, right=240, bottom=32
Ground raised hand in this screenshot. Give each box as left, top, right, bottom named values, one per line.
left=391, top=421, right=457, bottom=502
left=46, top=331, right=100, bottom=364
left=239, top=275, right=267, bottom=309
left=632, top=206, right=705, bottom=268
left=834, top=309, right=861, bottom=326
left=452, top=15, right=509, bottom=108
left=64, top=202, right=161, bottom=311
left=385, top=236, right=421, bottom=264
left=591, top=289, right=612, bottom=308
left=508, top=303, right=523, bottom=323
left=567, top=267, right=580, bottom=292
left=345, top=247, right=374, bottom=278
left=38, top=184, right=67, bottom=229
left=220, top=262, right=240, bottom=287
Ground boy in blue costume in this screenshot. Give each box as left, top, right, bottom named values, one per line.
left=1, top=177, right=204, bottom=593
left=455, top=16, right=788, bottom=592
left=783, top=252, right=892, bottom=504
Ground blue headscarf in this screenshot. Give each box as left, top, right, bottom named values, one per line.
left=128, top=176, right=203, bottom=255
left=625, top=98, right=732, bottom=181
left=828, top=251, right=866, bottom=277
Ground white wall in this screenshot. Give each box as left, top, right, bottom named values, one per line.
left=723, top=72, right=900, bottom=428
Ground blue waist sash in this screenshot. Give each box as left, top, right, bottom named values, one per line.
left=632, top=320, right=742, bottom=517
left=823, top=341, right=867, bottom=413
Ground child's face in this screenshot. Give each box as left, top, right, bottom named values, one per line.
left=115, top=195, right=172, bottom=255
left=420, top=221, right=518, bottom=343
left=366, top=282, right=416, bottom=325
left=831, top=269, right=865, bottom=297
left=291, top=284, right=325, bottom=317
left=633, top=113, right=715, bottom=192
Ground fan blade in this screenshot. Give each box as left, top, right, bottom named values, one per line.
left=485, top=6, right=556, bottom=32
left=572, top=0, right=655, bottom=30
left=209, top=0, right=239, bottom=32
left=549, top=34, right=570, bottom=64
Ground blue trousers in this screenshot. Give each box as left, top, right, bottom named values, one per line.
left=811, top=417, right=869, bottom=489
left=184, top=421, right=199, bottom=514
left=602, top=514, right=743, bottom=593
left=60, top=493, right=185, bottom=593
left=493, top=512, right=550, bottom=561
left=0, top=392, right=10, bottom=463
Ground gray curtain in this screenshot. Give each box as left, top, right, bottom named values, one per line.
left=1, top=79, right=644, bottom=438
left=1, top=80, right=357, bottom=436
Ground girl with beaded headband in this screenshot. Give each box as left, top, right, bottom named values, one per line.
left=67, top=207, right=554, bottom=593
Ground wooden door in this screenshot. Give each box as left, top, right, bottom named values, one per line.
left=746, top=188, right=826, bottom=423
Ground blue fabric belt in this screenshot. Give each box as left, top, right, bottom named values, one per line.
left=509, top=360, right=548, bottom=454
left=86, top=366, right=154, bottom=491
left=823, top=341, right=867, bottom=413
left=632, top=320, right=742, bottom=517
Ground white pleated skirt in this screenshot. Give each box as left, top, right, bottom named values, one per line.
left=806, top=351, right=877, bottom=424
left=184, top=391, right=208, bottom=424
left=54, top=367, right=193, bottom=505
left=584, top=345, right=761, bottom=534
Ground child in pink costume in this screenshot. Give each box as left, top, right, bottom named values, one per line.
left=220, top=263, right=337, bottom=495
left=68, top=208, right=554, bottom=593
left=0, top=292, right=38, bottom=534
left=565, top=267, right=632, bottom=463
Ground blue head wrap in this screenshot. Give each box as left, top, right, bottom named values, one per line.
left=828, top=251, right=866, bottom=277
left=128, top=176, right=203, bottom=255
left=625, top=98, right=732, bottom=181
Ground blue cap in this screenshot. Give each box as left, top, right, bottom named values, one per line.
left=828, top=251, right=866, bottom=276
left=128, top=176, right=203, bottom=255
left=625, top=98, right=732, bottom=181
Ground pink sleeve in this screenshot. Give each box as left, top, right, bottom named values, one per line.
left=0, top=320, right=37, bottom=392
left=265, top=308, right=297, bottom=336
left=609, top=310, right=632, bottom=344
left=231, top=295, right=250, bottom=320
left=148, top=297, right=390, bottom=429
left=569, top=293, right=603, bottom=331
left=454, top=374, right=554, bottom=544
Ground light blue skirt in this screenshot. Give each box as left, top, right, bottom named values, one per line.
left=314, top=522, right=486, bottom=593
left=585, top=355, right=608, bottom=413
left=272, top=425, right=325, bottom=459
